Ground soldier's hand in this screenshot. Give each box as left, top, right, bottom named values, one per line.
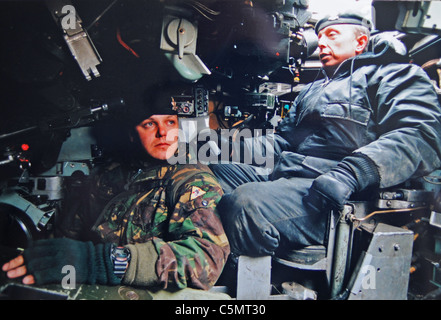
left=303, top=164, right=358, bottom=213
left=2, top=255, right=36, bottom=285
left=3, top=238, right=121, bottom=286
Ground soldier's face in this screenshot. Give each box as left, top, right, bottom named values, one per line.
left=318, top=24, right=368, bottom=75
left=135, top=115, right=179, bottom=160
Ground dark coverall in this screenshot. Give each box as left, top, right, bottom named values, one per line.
left=211, top=37, right=441, bottom=257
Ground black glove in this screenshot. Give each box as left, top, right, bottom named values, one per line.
left=23, top=238, right=121, bottom=286
left=304, top=154, right=380, bottom=213
left=304, top=164, right=357, bottom=213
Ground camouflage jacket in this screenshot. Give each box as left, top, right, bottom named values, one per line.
left=94, top=162, right=230, bottom=290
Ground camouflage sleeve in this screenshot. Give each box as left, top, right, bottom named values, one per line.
left=152, top=172, right=230, bottom=290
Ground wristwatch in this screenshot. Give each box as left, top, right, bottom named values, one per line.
left=110, top=244, right=131, bottom=279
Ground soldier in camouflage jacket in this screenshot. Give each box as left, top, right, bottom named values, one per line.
left=93, top=160, right=230, bottom=290
left=2, top=83, right=230, bottom=291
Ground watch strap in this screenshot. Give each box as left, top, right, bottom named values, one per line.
left=110, top=244, right=131, bottom=279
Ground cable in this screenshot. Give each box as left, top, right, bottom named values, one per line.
left=348, top=206, right=427, bottom=229
left=86, top=0, right=119, bottom=31
left=116, top=27, right=140, bottom=58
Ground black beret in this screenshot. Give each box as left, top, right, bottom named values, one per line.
left=315, top=12, right=372, bottom=34
left=126, top=81, right=191, bottom=126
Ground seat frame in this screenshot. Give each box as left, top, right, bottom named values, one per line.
left=235, top=194, right=423, bottom=300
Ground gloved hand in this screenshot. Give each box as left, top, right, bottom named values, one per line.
left=303, top=155, right=380, bottom=214
left=23, top=238, right=121, bottom=286
left=303, top=164, right=357, bottom=213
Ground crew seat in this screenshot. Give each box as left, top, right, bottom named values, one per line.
left=235, top=184, right=437, bottom=300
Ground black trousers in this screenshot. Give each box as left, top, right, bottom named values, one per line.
left=210, top=162, right=329, bottom=257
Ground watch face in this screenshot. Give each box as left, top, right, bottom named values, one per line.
left=113, top=246, right=130, bottom=260
left=112, top=246, right=131, bottom=278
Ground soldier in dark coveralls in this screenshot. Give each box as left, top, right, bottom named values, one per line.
left=2, top=83, right=230, bottom=291
left=211, top=12, right=441, bottom=258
